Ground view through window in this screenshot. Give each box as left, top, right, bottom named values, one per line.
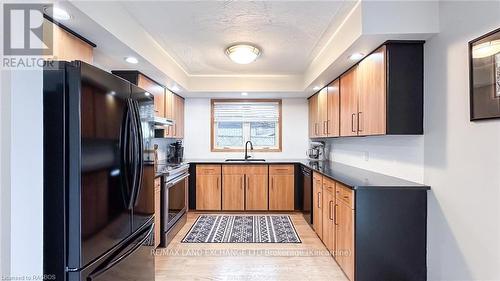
left=211, top=100, right=282, bottom=151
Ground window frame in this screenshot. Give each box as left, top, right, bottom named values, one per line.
left=210, top=99, right=282, bottom=152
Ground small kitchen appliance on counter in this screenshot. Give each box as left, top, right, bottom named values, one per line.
left=167, top=140, right=184, bottom=164
left=307, top=141, right=326, bottom=160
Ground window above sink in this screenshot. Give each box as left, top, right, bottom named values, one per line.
left=211, top=99, right=282, bottom=152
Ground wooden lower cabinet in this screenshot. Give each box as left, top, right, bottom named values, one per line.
left=154, top=177, right=161, bottom=248
left=322, top=180, right=335, bottom=253
left=245, top=174, right=268, bottom=210
left=335, top=199, right=355, bottom=281
left=312, top=172, right=323, bottom=239
left=196, top=174, right=221, bottom=210
left=222, top=174, right=245, bottom=210
left=269, top=174, right=294, bottom=210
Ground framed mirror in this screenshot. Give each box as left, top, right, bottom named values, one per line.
left=469, top=27, right=500, bottom=121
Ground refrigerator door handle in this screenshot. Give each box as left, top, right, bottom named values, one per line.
left=86, top=223, right=154, bottom=281
left=131, top=100, right=144, bottom=207
left=120, top=102, right=133, bottom=207
left=127, top=99, right=138, bottom=210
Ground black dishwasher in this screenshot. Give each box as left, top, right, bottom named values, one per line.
left=301, top=166, right=313, bottom=225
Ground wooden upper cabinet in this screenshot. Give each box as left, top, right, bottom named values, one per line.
left=175, top=96, right=185, bottom=138
left=327, top=79, right=340, bottom=137
left=310, top=42, right=423, bottom=139
left=137, top=75, right=165, bottom=118
left=308, top=94, right=318, bottom=138
left=43, top=19, right=93, bottom=64
left=317, top=88, right=328, bottom=137
left=340, top=66, right=359, bottom=137
left=164, top=90, right=174, bottom=137
left=358, top=46, right=387, bottom=136
left=166, top=93, right=184, bottom=139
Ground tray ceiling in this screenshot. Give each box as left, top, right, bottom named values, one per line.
left=120, top=1, right=347, bottom=75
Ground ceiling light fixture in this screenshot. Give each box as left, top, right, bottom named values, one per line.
left=349, top=53, right=364, bottom=61
left=226, top=44, right=261, bottom=64
left=171, top=85, right=180, bottom=92
left=145, top=92, right=151, bottom=97
left=125, top=56, right=138, bottom=64
left=313, top=86, right=321, bottom=91
left=44, top=6, right=71, bottom=21
left=241, top=92, right=248, bottom=96
left=472, top=40, right=500, bottom=58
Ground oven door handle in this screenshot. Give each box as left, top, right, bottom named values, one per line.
left=166, top=173, right=190, bottom=188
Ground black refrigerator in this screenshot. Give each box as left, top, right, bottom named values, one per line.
left=43, top=61, right=155, bottom=281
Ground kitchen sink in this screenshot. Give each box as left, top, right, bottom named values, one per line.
left=225, top=158, right=266, bottom=162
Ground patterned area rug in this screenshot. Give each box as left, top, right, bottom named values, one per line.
left=181, top=215, right=301, bottom=243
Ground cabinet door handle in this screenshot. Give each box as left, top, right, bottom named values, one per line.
left=334, top=204, right=338, bottom=225
left=246, top=176, right=249, bottom=189
left=323, top=121, right=327, bottom=135
left=271, top=177, right=274, bottom=189
left=358, top=112, right=363, bottom=132
left=351, top=113, right=356, bottom=133
left=326, top=120, right=330, bottom=135
left=241, top=176, right=244, bottom=189
left=329, top=201, right=334, bottom=220
left=318, top=192, right=322, bottom=209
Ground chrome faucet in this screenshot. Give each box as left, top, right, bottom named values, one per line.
left=244, top=141, right=254, bottom=160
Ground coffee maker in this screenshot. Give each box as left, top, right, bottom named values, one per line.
left=307, top=141, right=325, bottom=160
left=167, top=140, right=184, bottom=164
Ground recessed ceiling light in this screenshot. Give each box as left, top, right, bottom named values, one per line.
left=44, top=6, right=71, bottom=21
left=125, top=56, right=138, bottom=64
left=145, top=92, right=151, bottom=97
left=241, top=92, right=248, bottom=96
left=226, top=44, right=261, bottom=64
left=349, top=53, right=364, bottom=60
left=313, top=86, right=321, bottom=91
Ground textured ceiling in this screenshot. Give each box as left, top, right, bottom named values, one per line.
left=121, top=1, right=346, bottom=75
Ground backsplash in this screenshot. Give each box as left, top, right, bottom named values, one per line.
left=323, top=136, right=424, bottom=183
left=151, top=137, right=179, bottom=161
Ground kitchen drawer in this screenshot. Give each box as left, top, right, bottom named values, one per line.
left=222, top=165, right=268, bottom=175
left=245, top=165, right=268, bottom=175
left=269, top=164, right=294, bottom=175
left=336, top=183, right=354, bottom=209
left=322, top=176, right=336, bottom=192
left=222, top=165, right=246, bottom=175
left=196, top=165, right=221, bottom=175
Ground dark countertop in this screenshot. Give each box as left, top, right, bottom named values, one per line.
left=185, top=159, right=430, bottom=190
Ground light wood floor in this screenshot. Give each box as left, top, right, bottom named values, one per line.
left=155, top=212, right=348, bottom=281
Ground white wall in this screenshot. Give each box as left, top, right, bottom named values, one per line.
left=183, top=98, right=309, bottom=159
left=0, top=68, right=44, bottom=278
left=326, top=136, right=424, bottom=183
left=424, top=1, right=500, bottom=280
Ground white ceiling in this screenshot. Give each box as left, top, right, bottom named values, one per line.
left=68, top=0, right=439, bottom=97
left=120, top=1, right=347, bottom=76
